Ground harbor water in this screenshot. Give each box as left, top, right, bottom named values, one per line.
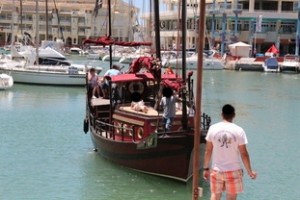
left=1, top=56, right=300, bottom=199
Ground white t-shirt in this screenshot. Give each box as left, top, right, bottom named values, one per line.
left=205, top=121, right=248, bottom=172
left=160, top=96, right=176, bottom=118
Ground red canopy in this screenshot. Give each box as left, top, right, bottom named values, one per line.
left=110, top=73, right=154, bottom=83
left=266, top=45, right=279, bottom=54
left=83, top=36, right=151, bottom=47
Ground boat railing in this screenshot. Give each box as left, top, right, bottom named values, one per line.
left=283, top=55, right=299, bottom=62
left=201, top=113, right=211, bottom=131
left=91, top=111, right=211, bottom=142
left=94, top=118, right=137, bottom=141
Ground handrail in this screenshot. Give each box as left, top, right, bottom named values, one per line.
left=95, top=119, right=135, bottom=141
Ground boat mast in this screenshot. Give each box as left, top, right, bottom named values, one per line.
left=233, top=0, right=241, bottom=40
left=35, top=0, right=39, bottom=65
left=45, top=0, right=49, bottom=40
left=20, top=0, right=23, bottom=36
left=53, top=0, right=64, bottom=42
left=181, top=0, right=187, bottom=130
left=108, top=0, right=113, bottom=68
left=211, top=0, right=216, bottom=49
left=220, top=0, right=227, bottom=56
left=296, top=0, right=300, bottom=56
left=153, top=0, right=162, bottom=104
left=153, top=0, right=161, bottom=60
left=192, top=0, right=205, bottom=199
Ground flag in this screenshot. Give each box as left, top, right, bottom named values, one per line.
left=93, top=0, right=103, bottom=17
left=256, top=15, right=263, bottom=32
left=266, top=44, right=279, bottom=54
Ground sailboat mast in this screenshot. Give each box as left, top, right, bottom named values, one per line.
left=181, top=0, right=187, bottom=130
left=45, top=0, right=49, bottom=40
left=153, top=0, right=161, bottom=60
left=192, top=0, right=205, bottom=199
left=108, top=0, right=113, bottom=68
left=35, top=0, right=39, bottom=65
left=220, top=0, right=227, bottom=55
left=296, top=0, right=300, bottom=56
left=20, top=0, right=23, bottom=36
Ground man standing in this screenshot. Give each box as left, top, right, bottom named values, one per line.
left=159, top=87, right=177, bottom=132
left=203, top=104, right=257, bottom=200
left=100, top=64, right=121, bottom=98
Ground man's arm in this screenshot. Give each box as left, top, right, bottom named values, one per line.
left=203, top=141, right=213, bottom=181
left=239, top=144, right=257, bottom=179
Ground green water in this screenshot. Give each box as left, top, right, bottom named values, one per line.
left=1, top=64, right=300, bottom=199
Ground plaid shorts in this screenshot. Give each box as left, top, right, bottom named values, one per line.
left=210, top=169, right=243, bottom=194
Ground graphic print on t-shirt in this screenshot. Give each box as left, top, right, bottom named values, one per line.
left=215, top=130, right=237, bottom=148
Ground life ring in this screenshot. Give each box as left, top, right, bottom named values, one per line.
left=128, top=81, right=144, bottom=94
left=137, top=127, right=144, bottom=139
left=122, top=124, right=128, bottom=135
left=114, top=122, right=121, bottom=134
left=128, top=125, right=133, bottom=136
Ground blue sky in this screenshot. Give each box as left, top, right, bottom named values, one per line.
left=122, top=1, right=166, bottom=12
left=123, top=0, right=149, bottom=12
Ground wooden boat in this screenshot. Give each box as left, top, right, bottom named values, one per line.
left=85, top=71, right=211, bottom=181
left=83, top=0, right=211, bottom=182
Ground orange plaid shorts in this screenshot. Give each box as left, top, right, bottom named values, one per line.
left=210, top=169, right=243, bottom=194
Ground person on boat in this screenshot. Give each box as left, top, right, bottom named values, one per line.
left=88, top=68, right=100, bottom=99
left=100, top=64, right=121, bottom=99
left=164, top=67, right=174, bottom=75
left=127, top=56, right=161, bottom=79
left=203, top=104, right=257, bottom=200
left=159, top=87, right=179, bottom=132
left=131, top=100, right=148, bottom=113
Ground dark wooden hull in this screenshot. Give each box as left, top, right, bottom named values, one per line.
left=90, top=126, right=195, bottom=182
left=85, top=71, right=210, bottom=182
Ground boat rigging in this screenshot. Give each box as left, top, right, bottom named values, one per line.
left=83, top=0, right=211, bottom=183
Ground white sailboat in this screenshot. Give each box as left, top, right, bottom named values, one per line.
left=165, top=50, right=224, bottom=70
left=0, top=1, right=100, bottom=86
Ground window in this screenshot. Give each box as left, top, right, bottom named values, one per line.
left=280, top=22, right=296, bottom=33
left=282, top=2, right=293, bottom=11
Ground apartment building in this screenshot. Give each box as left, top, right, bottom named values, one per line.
left=145, top=0, right=300, bottom=55
left=0, top=0, right=139, bottom=47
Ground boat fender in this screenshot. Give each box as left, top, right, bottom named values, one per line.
left=128, top=81, right=144, bottom=94
left=83, top=118, right=89, bottom=134
left=160, top=21, right=165, bottom=29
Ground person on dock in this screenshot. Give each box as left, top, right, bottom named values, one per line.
left=203, top=104, right=257, bottom=200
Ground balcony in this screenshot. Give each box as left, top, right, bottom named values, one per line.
left=206, top=2, right=243, bottom=15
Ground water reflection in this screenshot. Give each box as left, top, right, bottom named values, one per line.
left=0, top=90, right=13, bottom=109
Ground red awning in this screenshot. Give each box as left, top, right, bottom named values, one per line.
left=110, top=73, right=154, bottom=83
left=83, top=36, right=151, bottom=47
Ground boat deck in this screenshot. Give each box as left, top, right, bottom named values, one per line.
left=90, top=98, right=110, bottom=106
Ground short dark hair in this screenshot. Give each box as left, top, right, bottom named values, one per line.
left=222, top=104, right=235, bottom=120
left=90, top=68, right=96, bottom=72
left=162, top=87, right=173, bottom=98
left=112, top=65, right=120, bottom=70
